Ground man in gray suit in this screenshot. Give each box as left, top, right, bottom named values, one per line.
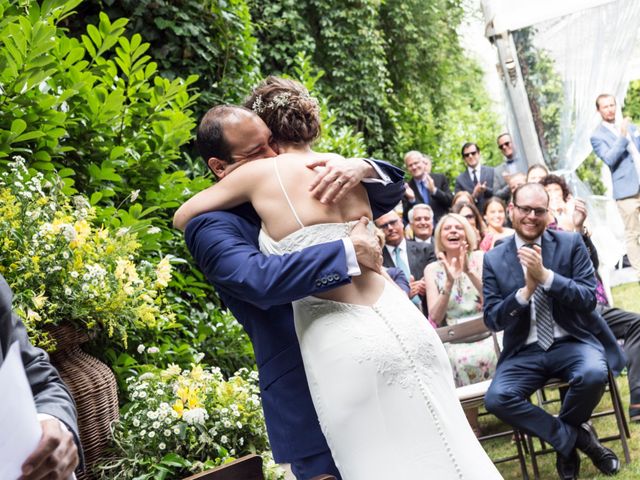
left=0, top=274, right=80, bottom=479
left=590, top=93, right=640, bottom=277
left=494, top=133, right=529, bottom=201
left=375, top=210, right=436, bottom=312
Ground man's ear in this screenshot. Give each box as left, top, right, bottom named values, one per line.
left=208, top=157, right=228, bottom=179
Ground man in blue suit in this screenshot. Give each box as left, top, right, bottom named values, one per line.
left=185, top=105, right=404, bottom=479
left=591, top=93, right=640, bottom=277
left=483, top=183, right=624, bottom=480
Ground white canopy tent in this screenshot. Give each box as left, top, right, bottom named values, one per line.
left=481, top=0, right=640, bottom=286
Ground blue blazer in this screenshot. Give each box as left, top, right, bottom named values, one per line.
left=482, top=230, right=626, bottom=375
left=185, top=161, right=404, bottom=462
left=591, top=123, right=640, bottom=200
left=454, top=165, right=496, bottom=214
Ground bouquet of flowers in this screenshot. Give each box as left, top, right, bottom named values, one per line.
left=98, top=363, right=284, bottom=479
left=0, top=158, right=174, bottom=349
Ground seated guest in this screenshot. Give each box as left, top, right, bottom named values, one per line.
left=374, top=228, right=410, bottom=295
left=451, top=201, right=486, bottom=248
left=0, top=274, right=81, bottom=479
left=376, top=210, right=436, bottom=312
left=452, top=190, right=476, bottom=209
left=479, top=197, right=515, bottom=252
left=526, top=163, right=550, bottom=183
left=540, top=174, right=640, bottom=422
left=540, top=174, right=577, bottom=231
left=424, top=213, right=497, bottom=436
left=408, top=203, right=434, bottom=244
left=483, top=183, right=624, bottom=479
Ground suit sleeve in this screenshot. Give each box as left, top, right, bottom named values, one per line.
left=493, top=167, right=511, bottom=201
left=482, top=254, right=529, bottom=332
left=364, top=159, right=405, bottom=219
left=432, top=175, right=453, bottom=208
left=0, top=276, right=82, bottom=460
left=546, top=233, right=596, bottom=312
left=185, top=213, right=354, bottom=310
left=591, top=131, right=629, bottom=170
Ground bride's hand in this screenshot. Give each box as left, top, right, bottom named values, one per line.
left=307, top=156, right=372, bottom=204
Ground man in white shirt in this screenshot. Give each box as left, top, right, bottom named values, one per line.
left=454, top=142, right=498, bottom=215
left=494, top=133, right=529, bottom=201
left=408, top=204, right=434, bottom=244
left=590, top=93, right=640, bottom=277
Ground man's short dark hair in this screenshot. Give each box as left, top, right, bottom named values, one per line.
left=512, top=182, right=549, bottom=205
left=595, top=93, right=615, bottom=109
left=461, top=142, right=480, bottom=157
left=196, top=105, right=252, bottom=168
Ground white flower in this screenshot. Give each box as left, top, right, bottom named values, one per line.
left=220, top=435, right=228, bottom=444
left=147, top=226, right=161, bottom=235
left=152, top=421, right=161, bottom=429
left=158, top=442, right=166, bottom=450
left=116, top=227, right=130, bottom=237
left=163, top=429, right=172, bottom=437
left=138, top=391, right=147, bottom=398
left=62, top=251, right=69, bottom=259
left=236, top=421, right=243, bottom=429
left=130, top=189, right=140, bottom=202
left=133, top=418, right=140, bottom=427
left=173, top=426, right=181, bottom=434
left=137, top=344, right=145, bottom=354
left=148, top=431, right=155, bottom=438
left=183, top=407, right=208, bottom=425
left=147, top=346, right=160, bottom=354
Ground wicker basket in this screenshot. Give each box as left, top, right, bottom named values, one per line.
left=48, top=323, right=119, bottom=480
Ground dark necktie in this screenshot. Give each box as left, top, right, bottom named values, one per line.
left=471, top=169, right=478, bottom=185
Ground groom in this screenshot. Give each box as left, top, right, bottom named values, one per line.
left=184, top=104, right=404, bottom=479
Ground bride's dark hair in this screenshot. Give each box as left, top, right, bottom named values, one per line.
left=244, top=76, right=321, bottom=145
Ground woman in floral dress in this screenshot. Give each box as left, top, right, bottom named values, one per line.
left=424, top=213, right=499, bottom=436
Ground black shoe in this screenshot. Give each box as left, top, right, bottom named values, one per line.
left=577, top=423, right=620, bottom=476
left=556, top=449, right=580, bottom=480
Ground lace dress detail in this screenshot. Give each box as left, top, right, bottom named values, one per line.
left=259, top=224, right=502, bottom=480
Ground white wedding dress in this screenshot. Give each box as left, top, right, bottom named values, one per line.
left=259, top=161, right=502, bottom=480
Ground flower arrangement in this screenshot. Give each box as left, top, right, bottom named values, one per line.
left=0, top=158, right=174, bottom=349
left=98, top=363, right=284, bottom=479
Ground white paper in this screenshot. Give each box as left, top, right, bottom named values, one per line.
left=0, top=341, right=42, bottom=480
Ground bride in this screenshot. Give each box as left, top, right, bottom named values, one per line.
left=174, top=77, right=502, bottom=480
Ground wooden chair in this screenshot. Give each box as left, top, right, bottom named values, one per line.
left=436, top=315, right=530, bottom=480
left=182, top=454, right=264, bottom=480
left=181, top=455, right=337, bottom=480
left=524, top=370, right=631, bottom=479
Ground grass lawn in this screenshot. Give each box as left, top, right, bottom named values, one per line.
left=482, top=282, right=640, bottom=479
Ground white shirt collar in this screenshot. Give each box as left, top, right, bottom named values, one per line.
left=514, top=234, right=541, bottom=250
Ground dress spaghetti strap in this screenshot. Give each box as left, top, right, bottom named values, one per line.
left=273, top=158, right=305, bottom=228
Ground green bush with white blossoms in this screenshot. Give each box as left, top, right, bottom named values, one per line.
left=97, top=362, right=284, bottom=480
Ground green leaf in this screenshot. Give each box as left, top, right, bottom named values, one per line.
left=10, top=119, right=27, bottom=136
left=90, top=191, right=103, bottom=205
left=86, top=24, right=102, bottom=49
left=58, top=168, right=75, bottom=178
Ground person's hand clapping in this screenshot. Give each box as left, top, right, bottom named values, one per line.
left=572, top=198, right=588, bottom=232
left=404, top=183, right=416, bottom=202
left=20, top=418, right=78, bottom=480
left=621, top=117, right=631, bottom=137
left=517, top=245, right=549, bottom=297
left=472, top=182, right=487, bottom=198
left=307, top=156, right=374, bottom=204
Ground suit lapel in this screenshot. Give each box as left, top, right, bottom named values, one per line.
left=503, top=237, right=524, bottom=289
left=382, top=247, right=394, bottom=269
left=541, top=230, right=557, bottom=272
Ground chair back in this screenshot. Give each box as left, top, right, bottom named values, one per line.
left=435, top=314, right=500, bottom=354
left=182, top=454, right=264, bottom=480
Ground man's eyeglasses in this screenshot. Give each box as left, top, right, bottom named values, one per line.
left=462, top=150, right=479, bottom=158
left=378, top=218, right=400, bottom=230
left=498, top=141, right=511, bottom=150
left=514, top=204, right=548, bottom=217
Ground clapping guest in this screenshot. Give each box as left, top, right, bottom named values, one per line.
left=424, top=214, right=497, bottom=436
left=451, top=201, right=485, bottom=248
left=402, top=151, right=452, bottom=226
left=479, top=197, right=514, bottom=252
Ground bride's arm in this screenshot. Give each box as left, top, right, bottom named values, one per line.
left=173, top=164, right=255, bottom=231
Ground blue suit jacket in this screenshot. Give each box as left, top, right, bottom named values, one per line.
left=185, top=161, right=404, bottom=462
left=591, top=123, right=640, bottom=200
left=454, top=165, right=496, bottom=214
left=482, top=230, right=626, bottom=375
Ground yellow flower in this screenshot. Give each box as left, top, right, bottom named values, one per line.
left=190, top=364, right=204, bottom=382
left=155, top=256, right=172, bottom=288
left=32, top=292, right=48, bottom=310
left=173, top=399, right=184, bottom=418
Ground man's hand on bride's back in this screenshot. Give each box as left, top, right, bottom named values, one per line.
left=350, top=217, right=383, bottom=274
left=307, top=156, right=375, bottom=204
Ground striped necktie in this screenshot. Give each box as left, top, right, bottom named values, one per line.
left=533, top=285, right=554, bottom=350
